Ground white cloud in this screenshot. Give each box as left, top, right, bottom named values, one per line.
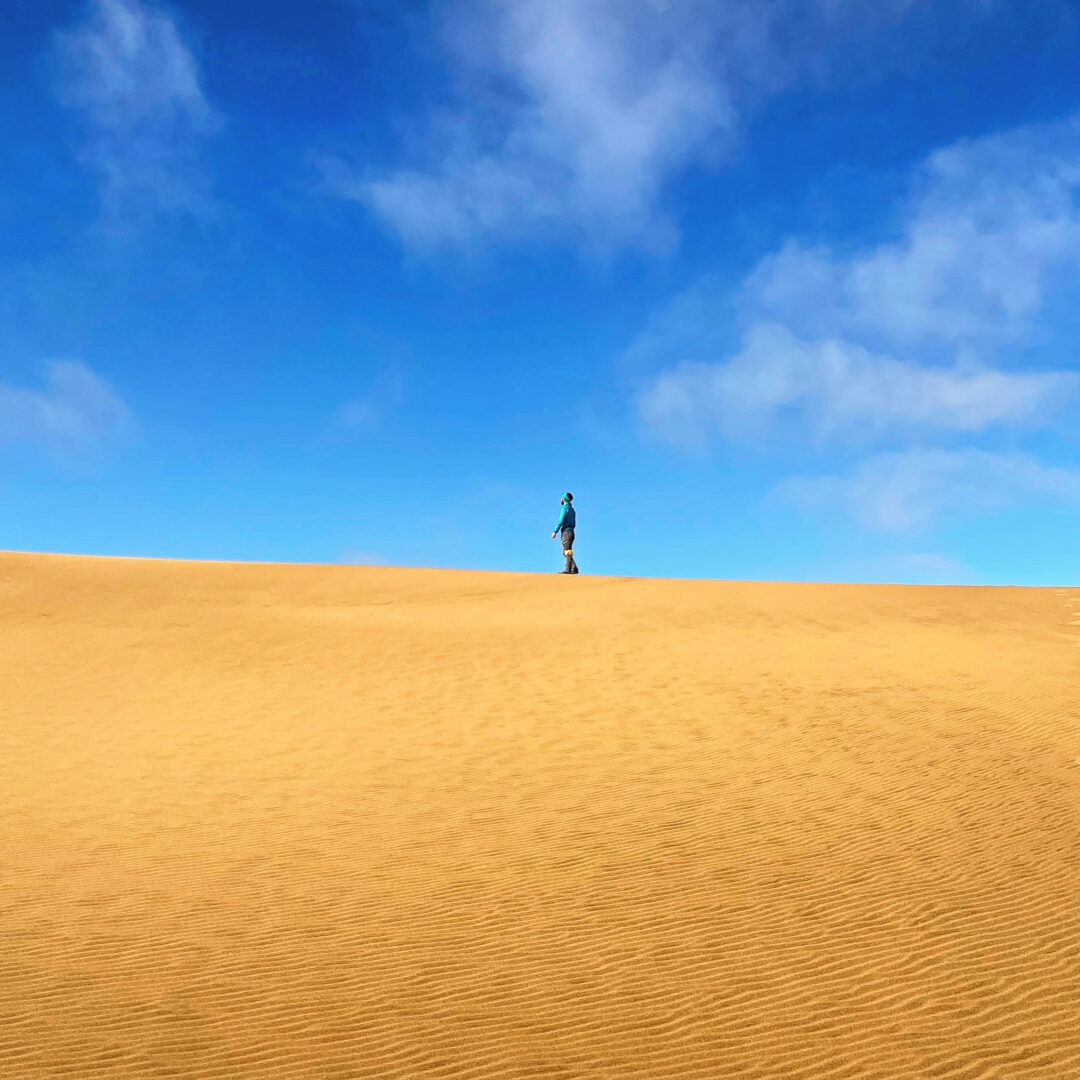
left=745, top=117, right=1080, bottom=347
left=640, top=323, right=1077, bottom=446
left=877, top=551, right=973, bottom=583
left=332, top=398, right=378, bottom=431
left=779, top=449, right=1080, bottom=531
left=54, top=0, right=220, bottom=225
left=812, top=550, right=976, bottom=584
left=324, top=368, right=405, bottom=441
left=629, top=111, right=1080, bottom=526
left=340, top=551, right=390, bottom=566
left=636, top=115, right=1080, bottom=441
left=337, top=0, right=731, bottom=253
left=0, top=361, right=133, bottom=465
left=329, top=0, right=955, bottom=253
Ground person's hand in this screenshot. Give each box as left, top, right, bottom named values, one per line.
left=551, top=532, right=557, bottom=538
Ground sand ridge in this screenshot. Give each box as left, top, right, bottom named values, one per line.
left=2, top=551, right=1079, bottom=1079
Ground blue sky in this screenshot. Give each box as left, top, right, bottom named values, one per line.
left=3, top=0, right=1080, bottom=583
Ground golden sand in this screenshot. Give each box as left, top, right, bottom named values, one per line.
left=2, top=551, right=1079, bottom=1079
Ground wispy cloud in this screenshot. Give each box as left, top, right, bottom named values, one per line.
left=0, top=361, right=134, bottom=467
left=876, top=551, right=974, bottom=584
left=636, top=114, right=1080, bottom=442
left=631, top=112, right=1080, bottom=525
left=53, top=0, right=220, bottom=227
left=779, top=449, right=1080, bottom=531
left=340, top=550, right=390, bottom=566
left=810, top=549, right=976, bottom=584
left=332, top=398, right=378, bottom=431
left=324, top=368, right=406, bottom=442
left=326, top=0, right=949, bottom=254
left=743, top=117, right=1080, bottom=347
left=639, top=324, right=1076, bottom=448
left=330, top=0, right=730, bottom=253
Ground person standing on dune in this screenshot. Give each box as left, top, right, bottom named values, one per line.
left=551, top=492, right=579, bottom=575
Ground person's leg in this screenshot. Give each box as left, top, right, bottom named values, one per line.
left=562, top=529, right=575, bottom=573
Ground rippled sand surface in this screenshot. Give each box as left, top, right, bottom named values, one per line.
left=3, top=551, right=1079, bottom=1079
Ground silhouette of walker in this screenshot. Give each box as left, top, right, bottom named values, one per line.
left=551, top=492, right=579, bottom=575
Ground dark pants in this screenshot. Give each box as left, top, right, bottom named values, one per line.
left=561, top=529, right=578, bottom=573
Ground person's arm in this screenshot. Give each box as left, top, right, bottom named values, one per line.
left=553, top=503, right=568, bottom=533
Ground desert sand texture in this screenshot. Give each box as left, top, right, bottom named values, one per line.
left=2, top=550, right=1079, bottom=1080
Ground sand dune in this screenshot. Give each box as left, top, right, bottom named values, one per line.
left=2, top=551, right=1079, bottom=1079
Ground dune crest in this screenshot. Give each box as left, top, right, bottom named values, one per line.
left=3, top=552, right=1079, bottom=1079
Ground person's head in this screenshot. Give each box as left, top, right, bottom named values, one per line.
left=564, top=491, right=573, bottom=503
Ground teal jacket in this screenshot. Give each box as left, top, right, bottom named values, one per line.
left=554, top=501, right=576, bottom=533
